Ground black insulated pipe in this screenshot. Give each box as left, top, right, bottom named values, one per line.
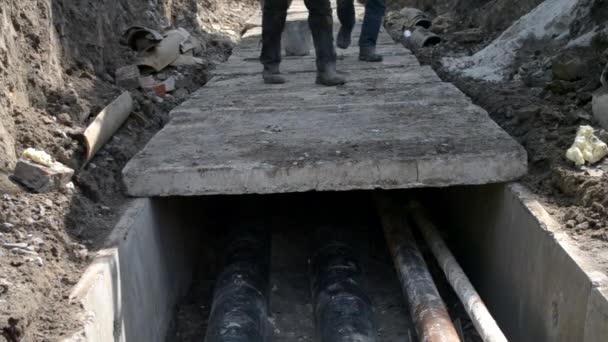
left=311, top=232, right=377, bottom=342
left=204, top=226, right=271, bottom=342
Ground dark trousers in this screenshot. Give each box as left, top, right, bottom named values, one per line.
left=337, top=0, right=386, bottom=48
left=260, top=0, right=337, bottom=70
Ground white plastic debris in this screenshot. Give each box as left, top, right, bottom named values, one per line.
left=566, top=125, right=608, bottom=166
left=22, top=148, right=53, bottom=167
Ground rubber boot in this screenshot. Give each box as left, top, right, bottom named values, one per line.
left=359, top=46, right=383, bottom=62
left=316, top=61, right=345, bottom=86
left=308, top=13, right=345, bottom=86
left=336, top=0, right=355, bottom=49
left=262, top=64, right=286, bottom=84
left=336, top=26, right=352, bottom=49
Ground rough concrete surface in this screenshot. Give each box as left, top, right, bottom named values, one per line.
left=123, top=0, right=527, bottom=196
left=431, top=183, right=608, bottom=342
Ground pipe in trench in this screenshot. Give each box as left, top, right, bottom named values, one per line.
left=410, top=205, right=509, bottom=342
left=204, top=226, right=271, bottom=342
left=311, top=231, right=377, bottom=342
left=376, top=195, right=461, bottom=342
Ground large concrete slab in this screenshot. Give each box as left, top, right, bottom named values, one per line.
left=122, top=0, right=527, bottom=196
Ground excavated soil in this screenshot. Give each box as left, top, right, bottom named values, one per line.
left=385, top=0, right=608, bottom=274
left=0, top=0, right=258, bottom=340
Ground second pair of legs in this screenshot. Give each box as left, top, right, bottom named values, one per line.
left=336, top=0, right=385, bottom=62
left=260, top=0, right=347, bottom=86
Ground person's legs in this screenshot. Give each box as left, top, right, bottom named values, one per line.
left=336, top=0, right=355, bottom=49
left=304, top=0, right=345, bottom=86
left=358, top=0, right=385, bottom=62
left=260, top=0, right=290, bottom=84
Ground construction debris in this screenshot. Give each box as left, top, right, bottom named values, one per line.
left=565, top=125, right=608, bottom=166
left=120, top=26, right=164, bottom=52
left=404, top=27, right=441, bottom=50
left=21, top=148, right=53, bottom=167
left=80, top=92, right=134, bottom=164
left=115, top=65, right=141, bottom=89
left=399, top=7, right=432, bottom=29
left=394, top=7, right=441, bottom=51
left=12, top=159, right=74, bottom=193
left=138, top=28, right=192, bottom=72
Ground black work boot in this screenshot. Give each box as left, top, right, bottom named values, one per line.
left=316, top=61, right=345, bottom=86
left=359, top=46, right=383, bottom=62
left=336, top=26, right=352, bottom=49
left=260, top=0, right=289, bottom=83
left=336, top=0, right=355, bottom=49
left=306, top=7, right=346, bottom=86
left=262, top=64, right=286, bottom=84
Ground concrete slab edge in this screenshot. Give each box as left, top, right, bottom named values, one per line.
left=123, top=150, right=527, bottom=197
left=62, top=198, right=191, bottom=342
left=508, top=183, right=608, bottom=341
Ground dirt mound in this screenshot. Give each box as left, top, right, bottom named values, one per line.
left=0, top=0, right=258, bottom=340
left=386, top=0, right=608, bottom=270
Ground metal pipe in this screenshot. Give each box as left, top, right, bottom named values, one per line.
left=410, top=205, right=509, bottom=342
left=204, top=227, right=271, bottom=342
left=311, top=237, right=377, bottom=342
left=375, top=195, right=461, bottom=342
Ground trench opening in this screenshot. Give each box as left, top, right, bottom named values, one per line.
left=162, top=190, right=485, bottom=341
left=79, top=184, right=604, bottom=342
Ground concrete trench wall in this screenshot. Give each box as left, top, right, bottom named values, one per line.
left=63, top=183, right=608, bottom=341
left=64, top=198, right=194, bottom=342
left=430, top=183, right=608, bottom=342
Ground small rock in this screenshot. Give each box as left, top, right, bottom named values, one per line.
left=1, top=223, right=14, bottom=232
left=575, top=222, right=590, bottom=230
left=36, top=257, right=44, bottom=266
left=12, top=159, right=74, bottom=193
left=56, top=113, right=72, bottom=126
left=552, top=52, right=587, bottom=81
left=547, top=80, right=576, bottom=95
left=565, top=220, right=577, bottom=228
left=514, top=105, right=540, bottom=123
left=115, top=65, right=141, bottom=89
left=575, top=213, right=586, bottom=224
left=592, top=87, right=608, bottom=130
left=32, top=238, right=44, bottom=246
left=75, top=248, right=89, bottom=260
left=592, top=202, right=605, bottom=214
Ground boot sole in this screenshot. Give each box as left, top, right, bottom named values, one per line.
left=315, top=77, right=346, bottom=86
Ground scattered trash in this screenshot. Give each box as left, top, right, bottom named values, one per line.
left=397, top=7, right=441, bottom=51
left=12, top=159, right=75, bottom=193
left=79, top=92, right=134, bottom=164
left=139, top=28, right=191, bottom=72
left=404, top=27, right=441, bottom=50
left=22, top=148, right=53, bottom=167
left=153, top=76, right=177, bottom=97
left=565, top=125, right=608, bottom=166
left=120, top=26, right=164, bottom=52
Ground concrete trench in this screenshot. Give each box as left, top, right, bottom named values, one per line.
left=64, top=183, right=608, bottom=342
